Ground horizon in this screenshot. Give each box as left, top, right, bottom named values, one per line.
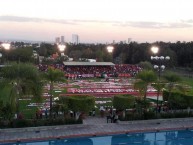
left=0, top=37, right=192, bottom=44
left=1, top=0, right=193, bottom=43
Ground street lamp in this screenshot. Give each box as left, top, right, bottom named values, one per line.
left=150, top=46, right=170, bottom=80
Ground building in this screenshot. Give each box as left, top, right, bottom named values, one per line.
left=61, top=36, right=65, bottom=44
left=72, top=34, right=79, bottom=44
left=55, top=37, right=60, bottom=44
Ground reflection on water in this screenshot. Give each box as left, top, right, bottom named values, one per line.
left=3, top=129, right=193, bottom=145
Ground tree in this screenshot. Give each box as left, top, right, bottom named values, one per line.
left=134, top=70, right=157, bottom=101
left=43, top=67, right=65, bottom=118
left=151, top=81, right=165, bottom=117
left=163, top=71, right=181, bottom=96
left=113, top=94, right=135, bottom=118
left=113, top=94, right=135, bottom=110
left=54, top=97, right=68, bottom=117
left=1, top=63, right=43, bottom=118
left=139, top=61, right=153, bottom=70
left=7, top=47, right=33, bottom=63
left=63, top=95, right=95, bottom=119
left=163, top=71, right=181, bottom=109
left=38, top=43, right=56, bottom=57
left=134, top=70, right=157, bottom=118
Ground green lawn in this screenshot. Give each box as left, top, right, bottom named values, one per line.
left=19, top=99, right=38, bottom=119
left=181, top=76, right=193, bottom=87
left=1, top=74, right=193, bottom=119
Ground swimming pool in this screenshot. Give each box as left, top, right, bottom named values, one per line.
left=2, top=129, right=193, bottom=145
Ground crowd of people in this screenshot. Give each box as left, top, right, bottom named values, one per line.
left=38, top=63, right=142, bottom=78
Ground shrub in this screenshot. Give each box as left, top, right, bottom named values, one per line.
left=113, top=94, right=135, bottom=111
left=144, top=111, right=156, bottom=120
left=0, top=118, right=82, bottom=128
left=12, top=119, right=34, bottom=128
left=63, top=95, right=95, bottom=114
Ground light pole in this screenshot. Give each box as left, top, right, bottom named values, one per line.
left=150, top=46, right=170, bottom=80
left=150, top=46, right=170, bottom=117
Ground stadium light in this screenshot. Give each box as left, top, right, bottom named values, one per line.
left=58, top=44, right=66, bottom=56
left=1, top=43, right=11, bottom=50
left=107, top=45, right=114, bottom=53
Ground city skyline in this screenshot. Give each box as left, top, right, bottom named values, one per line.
left=1, top=0, right=193, bottom=43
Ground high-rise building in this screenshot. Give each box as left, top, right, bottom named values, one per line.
left=72, top=34, right=79, bottom=44
left=55, top=37, right=60, bottom=44
left=61, top=36, right=65, bottom=44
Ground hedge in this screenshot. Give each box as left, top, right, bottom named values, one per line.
left=0, top=118, right=82, bottom=128
left=113, top=94, right=135, bottom=111
left=62, top=95, right=95, bottom=113
left=163, top=90, right=193, bottom=109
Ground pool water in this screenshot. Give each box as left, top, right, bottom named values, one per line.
left=2, top=129, right=193, bottom=145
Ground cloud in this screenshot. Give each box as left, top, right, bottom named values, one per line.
left=0, top=15, right=120, bottom=25
left=0, top=15, right=77, bottom=25
left=114, top=21, right=193, bottom=29
left=1, top=15, right=193, bottom=29
left=181, top=19, right=193, bottom=23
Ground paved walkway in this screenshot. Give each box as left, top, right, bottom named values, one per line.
left=83, top=116, right=107, bottom=124
left=1, top=117, right=193, bottom=144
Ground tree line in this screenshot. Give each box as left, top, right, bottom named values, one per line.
left=1, top=41, right=193, bottom=69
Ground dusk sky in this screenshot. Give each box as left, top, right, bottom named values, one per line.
left=1, top=0, right=193, bottom=43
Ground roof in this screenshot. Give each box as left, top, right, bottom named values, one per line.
left=63, top=61, right=115, bottom=66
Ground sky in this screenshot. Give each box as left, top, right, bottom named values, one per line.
left=0, top=0, right=193, bottom=43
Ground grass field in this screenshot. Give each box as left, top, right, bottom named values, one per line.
left=1, top=74, right=193, bottom=119
left=181, top=76, right=193, bottom=87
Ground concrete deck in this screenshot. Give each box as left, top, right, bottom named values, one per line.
left=1, top=117, right=193, bottom=144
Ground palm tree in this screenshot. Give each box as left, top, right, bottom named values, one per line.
left=43, top=67, right=65, bottom=118
left=1, top=63, right=43, bottom=118
left=134, top=70, right=157, bottom=118
left=151, top=81, right=165, bottom=117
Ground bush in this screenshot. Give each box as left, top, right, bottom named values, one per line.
left=163, top=90, right=193, bottom=109
left=0, top=118, right=83, bottom=128
left=174, top=112, right=190, bottom=118
left=12, top=119, right=34, bottom=128
left=113, top=94, right=135, bottom=111
left=120, top=113, right=143, bottom=121
left=160, top=112, right=191, bottom=119
left=144, top=111, right=156, bottom=120
left=0, top=120, right=11, bottom=128
left=160, top=112, right=175, bottom=119
left=63, top=95, right=95, bottom=113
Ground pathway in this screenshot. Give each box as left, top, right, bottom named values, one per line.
left=1, top=117, right=193, bottom=144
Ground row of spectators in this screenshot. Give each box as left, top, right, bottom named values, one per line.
left=38, top=64, right=142, bottom=78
